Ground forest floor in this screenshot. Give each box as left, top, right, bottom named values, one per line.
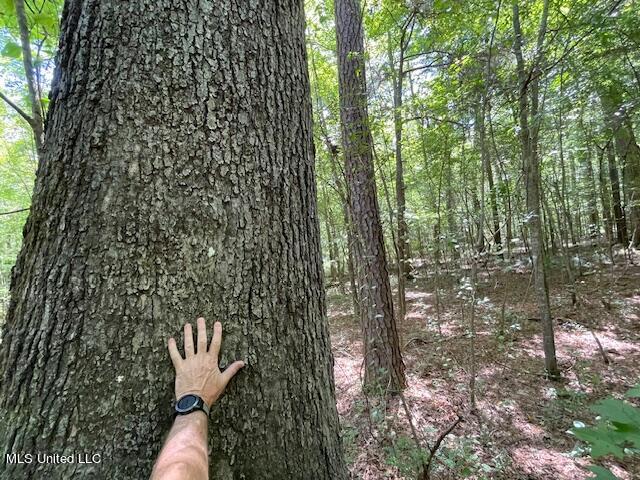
left=327, top=247, right=640, bottom=480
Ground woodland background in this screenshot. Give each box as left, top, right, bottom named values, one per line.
left=1, top=0, right=639, bottom=479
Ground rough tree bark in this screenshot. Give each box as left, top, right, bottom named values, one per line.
left=335, top=0, right=406, bottom=392
left=0, top=1, right=347, bottom=478
left=512, top=0, right=559, bottom=378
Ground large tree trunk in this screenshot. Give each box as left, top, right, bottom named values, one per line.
left=512, top=0, right=559, bottom=378
left=335, top=0, right=406, bottom=392
left=0, top=2, right=347, bottom=479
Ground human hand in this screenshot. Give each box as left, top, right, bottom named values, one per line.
left=168, top=317, right=245, bottom=408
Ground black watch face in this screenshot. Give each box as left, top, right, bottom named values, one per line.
left=176, top=394, right=198, bottom=411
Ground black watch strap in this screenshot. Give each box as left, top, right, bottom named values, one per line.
left=174, top=394, right=210, bottom=418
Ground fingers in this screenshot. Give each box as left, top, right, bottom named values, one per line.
left=168, top=337, right=183, bottom=367
left=221, top=360, right=245, bottom=386
left=196, top=317, right=207, bottom=354
left=209, top=321, right=222, bottom=360
left=184, top=323, right=195, bottom=357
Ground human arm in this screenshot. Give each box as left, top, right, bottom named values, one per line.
left=150, top=318, right=245, bottom=480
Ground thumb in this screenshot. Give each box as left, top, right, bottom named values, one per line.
left=222, top=360, right=245, bottom=385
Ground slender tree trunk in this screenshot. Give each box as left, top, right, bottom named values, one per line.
left=583, top=146, right=600, bottom=238
left=557, top=74, right=575, bottom=247
left=445, top=147, right=459, bottom=261
left=14, top=0, right=45, bottom=158
left=512, top=0, right=559, bottom=378
left=598, top=145, right=614, bottom=244
left=486, top=146, right=502, bottom=253
left=543, top=194, right=558, bottom=256
left=552, top=192, right=578, bottom=306
left=607, top=141, right=628, bottom=244
left=387, top=24, right=414, bottom=321
left=482, top=0, right=502, bottom=256
left=416, top=223, right=427, bottom=259
left=328, top=138, right=361, bottom=315
left=323, top=190, right=339, bottom=283
left=475, top=101, right=488, bottom=255
left=569, top=151, right=583, bottom=241
left=0, top=2, right=347, bottom=478
left=489, top=111, right=513, bottom=258
left=345, top=207, right=360, bottom=315
left=335, top=0, right=406, bottom=392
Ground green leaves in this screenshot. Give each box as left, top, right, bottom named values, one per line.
left=571, top=385, right=640, bottom=480
left=588, top=465, right=619, bottom=480
left=32, top=12, right=59, bottom=32
left=626, top=386, right=640, bottom=398
left=573, top=419, right=626, bottom=458
left=1, top=41, right=21, bottom=59
left=573, top=396, right=640, bottom=458
left=0, top=0, right=14, bottom=16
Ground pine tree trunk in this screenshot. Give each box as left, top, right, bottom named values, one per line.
left=334, top=0, right=406, bottom=393
left=0, top=2, right=347, bottom=478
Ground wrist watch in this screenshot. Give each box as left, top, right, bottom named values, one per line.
left=174, top=394, right=210, bottom=417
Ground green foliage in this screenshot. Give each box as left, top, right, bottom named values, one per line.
left=571, top=385, right=640, bottom=479
left=0, top=104, right=36, bottom=315
left=587, top=466, right=619, bottom=480
left=383, top=434, right=427, bottom=478
left=340, top=424, right=360, bottom=466
left=437, top=435, right=508, bottom=479
left=0, top=1, right=63, bottom=315
left=1, top=40, right=20, bottom=59
left=573, top=397, right=640, bottom=458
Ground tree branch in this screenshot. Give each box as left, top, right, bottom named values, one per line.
left=0, top=207, right=30, bottom=216
left=15, top=0, right=45, bottom=156
left=0, top=90, right=35, bottom=127
left=421, top=415, right=463, bottom=480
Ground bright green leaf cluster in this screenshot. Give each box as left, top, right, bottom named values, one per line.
left=571, top=385, right=640, bottom=479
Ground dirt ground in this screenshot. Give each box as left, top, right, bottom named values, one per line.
left=327, top=248, right=640, bottom=479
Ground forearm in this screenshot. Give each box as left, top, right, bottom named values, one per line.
left=150, top=412, right=209, bottom=480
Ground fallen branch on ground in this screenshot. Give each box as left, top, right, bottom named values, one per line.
left=421, top=414, right=464, bottom=480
